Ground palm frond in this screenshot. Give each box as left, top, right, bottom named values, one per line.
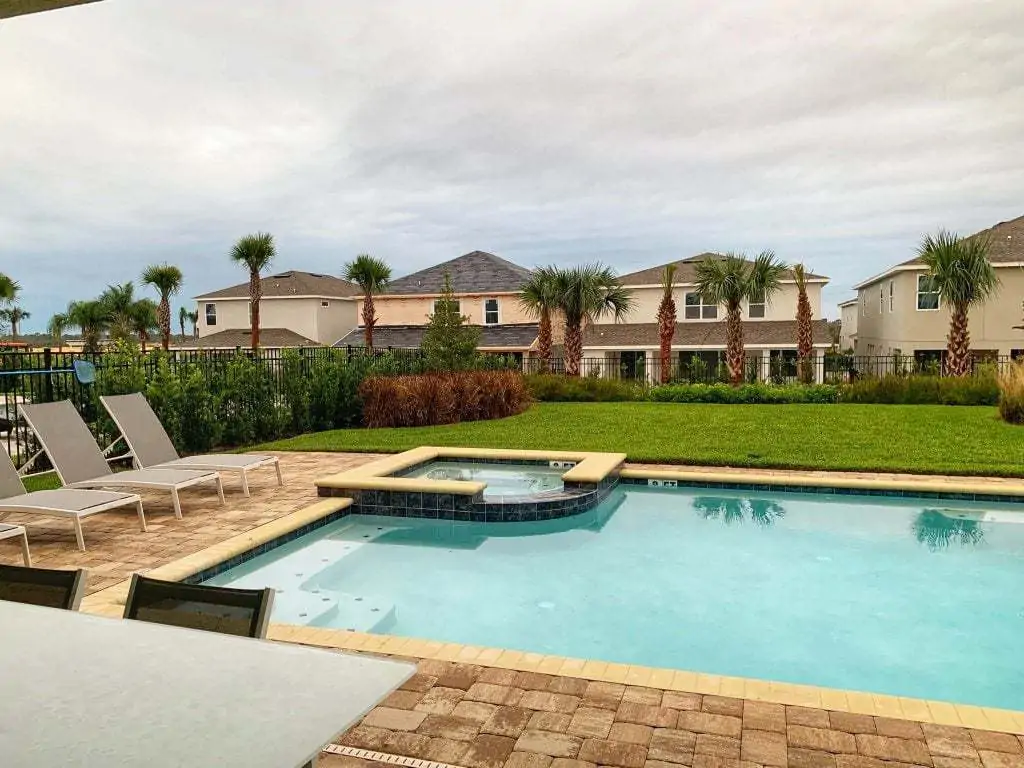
left=661, top=263, right=678, bottom=298
left=917, top=230, right=999, bottom=308
left=343, top=254, right=392, bottom=293
left=746, top=250, right=788, bottom=305
left=230, top=231, right=276, bottom=273
left=141, top=263, right=184, bottom=297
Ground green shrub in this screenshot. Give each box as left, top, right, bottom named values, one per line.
left=840, top=374, right=998, bottom=405
left=525, top=374, right=646, bottom=402
left=650, top=382, right=840, bottom=404
left=998, top=363, right=1024, bottom=423
left=178, top=365, right=221, bottom=453
left=144, top=355, right=184, bottom=449
left=218, top=354, right=285, bottom=445
left=281, top=349, right=311, bottom=435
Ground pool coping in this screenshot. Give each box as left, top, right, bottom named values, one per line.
left=79, top=454, right=1024, bottom=734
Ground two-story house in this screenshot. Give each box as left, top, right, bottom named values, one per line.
left=579, top=253, right=833, bottom=379
left=191, top=270, right=359, bottom=348
left=838, top=298, right=858, bottom=351
left=850, top=214, right=1024, bottom=364
left=334, top=251, right=541, bottom=357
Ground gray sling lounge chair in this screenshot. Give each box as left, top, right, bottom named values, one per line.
left=100, top=393, right=282, bottom=497
left=20, top=401, right=225, bottom=520
left=0, top=448, right=145, bottom=551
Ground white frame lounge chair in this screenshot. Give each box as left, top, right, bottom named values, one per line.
left=0, top=449, right=145, bottom=552
left=100, top=393, right=282, bottom=498
left=0, top=523, right=32, bottom=565
left=20, top=401, right=225, bottom=520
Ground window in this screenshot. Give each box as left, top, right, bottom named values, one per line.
left=917, top=275, right=940, bottom=310
left=484, top=298, right=499, bottom=325
left=205, top=303, right=216, bottom=326
left=433, top=298, right=460, bottom=315
left=321, top=300, right=330, bottom=308
left=879, top=287, right=884, bottom=314
left=748, top=292, right=765, bottom=319
left=684, top=292, right=717, bottom=320
left=888, top=281, right=894, bottom=312
left=861, top=294, right=866, bottom=317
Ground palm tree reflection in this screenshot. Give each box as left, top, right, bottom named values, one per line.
left=693, top=497, right=785, bottom=527
left=912, top=509, right=985, bottom=551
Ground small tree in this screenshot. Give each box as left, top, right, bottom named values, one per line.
left=230, top=231, right=276, bottom=350
left=518, top=265, right=560, bottom=373
left=47, top=312, right=69, bottom=352
left=0, top=306, right=29, bottom=339
left=792, top=263, right=814, bottom=384
left=141, top=263, right=184, bottom=351
left=657, top=264, right=677, bottom=384
left=421, top=273, right=481, bottom=371
left=186, top=309, right=199, bottom=338
left=343, top=254, right=391, bottom=350
left=179, top=306, right=188, bottom=342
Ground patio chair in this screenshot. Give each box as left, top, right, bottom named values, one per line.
left=0, top=563, right=87, bottom=610
left=100, top=393, right=282, bottom=497
left=0, top=523, right=31, bottom=565
left=0, top=448, right=145, bottom=551
left=20, top=401, right=225, bottom=520
left=123, top=574, right=274, bottom=638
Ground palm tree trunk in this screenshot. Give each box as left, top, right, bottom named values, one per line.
left=362, top=294, right=375, bottom=350
left=725, top=304, right=745, bottom=385
left=159, top=297, right=171, bottom=351
left=946, top=303, right=971, bottom=376
left=537, top=308, right=551, bottom=373
left=564, top=322, right=582, bottom=377
left=657, top=296, right=676, bottom=384
left=796, top=293, right=813, bottom=384
left=249, top=269, right=261, bottom=350
left=180, top=317, right=186, bottom=342
left=139, top=331, right=147, bottom=354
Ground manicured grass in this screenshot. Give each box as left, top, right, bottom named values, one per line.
left=23, top=472, right=60, bottom=492
left=258, top=402, right=1024, bottom=477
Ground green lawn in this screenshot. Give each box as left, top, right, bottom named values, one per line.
left=259, top=402, right=1024, bottom=477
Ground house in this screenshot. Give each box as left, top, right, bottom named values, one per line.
left=838, top=298, right=858, bottom=351
left=578, top=253, right=833, bottom=380
left=334, top=251, right=540, bottom=357
left=192, top=270, right=359, bottom=348
left=850, top=214, right=1024, bottom=363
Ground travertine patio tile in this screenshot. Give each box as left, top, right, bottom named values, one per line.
left=617, top=702, right=679, bottom=728
left=788, top=708, right=831, bottom=729
left=624, top=687, right=666, bottom=706
left=585, top=682, right=627, bottom=710
left=577, top=738, right=647, bottom=768
left=678, top=712, right=742, bottom=739
left=417, top=714, right=481, bottom=741
left=462, top=734, right=517, bottom=768
left=971, top=732, right=1023, bottom=754
left=854, top=734, right=930, bottom=764
left=740, top=729, right=786, bottom=766
left=695, top=733, right=741, bottom=760
left=362, top=707, right=427, bottom=732
left=828, top=713, right=875, bottom=735
left=506, top=752, right=554, bottom=768
left=514, top=730, right=584, bottom=758
left=568, top=707, right=616, bottom=739
left=789, top=747, right=838, bottom=768
left=415, top=686, right=466, bottom=715
left=787, top=726, right=857, bottom=754
left=648, top=728, right=698, bottom=764
left=484, top=707, right=536, bottom=738
left=608, top=723, right=654, bottom=746
left=521, top=691, right=582, bottom=714
left=529, top=712, right=574, bottom=733
left=385, top=731, right=433, bottom=758
left=979, top=753, right=1024, bottom=768
left=742, top=701, right=786, bottom=734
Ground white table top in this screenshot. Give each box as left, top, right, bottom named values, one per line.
left=0, top=601, right=414, bottom=768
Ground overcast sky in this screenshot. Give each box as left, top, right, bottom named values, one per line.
left=1, top=0, right=1022, bottom=331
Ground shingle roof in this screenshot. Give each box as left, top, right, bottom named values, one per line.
left=173, top=328, right=321, bottom=349
left=334, top=323, right=539, bottom=350
left=386, top=251, right=531, bottom=295
left=619, top=252, right=828, bottom=286
left=195, top=271, right=359, bottom=300
left=897, top=214, right=1024, bottom=267
left=582, top=319, right=832, bottom=347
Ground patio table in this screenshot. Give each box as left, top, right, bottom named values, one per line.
left=0, top=600, right=414, bottom=767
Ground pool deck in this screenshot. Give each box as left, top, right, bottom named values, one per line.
left=4, top=450, right=1024, bottom=767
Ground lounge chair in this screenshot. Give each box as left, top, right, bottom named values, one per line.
left=124, top=573, right=274, bottom=638
left=0, top=563, right=87, bottom=610
left=0, top=449, right=145, bottom=551
left=20, top=401, right=225, bottom=520
left=100, top=393, right=282, bottom=497
left=0, top=523, right=31, bottom=565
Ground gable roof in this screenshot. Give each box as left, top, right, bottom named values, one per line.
left=619, top=252, right=828, bottom=286
left=195, top=270, right=359, bottom=300
left=386, top=251, right=531, bottom=295
left=582, top=319, right=832, bottom=348
left=855, top=214, right=1024, bottom=289
left=172, top=328, right=321, bottom=349
left=334, top=323, right=539, bottom=350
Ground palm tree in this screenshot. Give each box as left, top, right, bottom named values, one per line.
left=916, top=230, right=999, bottom=376
left=141, top=263, right=183, bottom=351
left=518, top=265, right=561, bottom=373
left=100, top=282, right=139, bottom=344
left=230, top=232, right=276, bottom=350
left=792, top=263, right=814, bottom=384
left=47, top=312, right=69, bottom=351
left=343, top=254, right=391, bottom=349
left=179, top=306, right=188, bottom=342
left=657, top=264, right=677, bottom=384
left=66, top=300, right=108, bottom=354
left=130, top=298, right=159, bottom=352
left=0, top=272, right=19, bottom=304
left=0, top=306, right=30, bottom=339
left=693, top=496, right=785, bottom=527
left=187, top=309, right=199, bottom=338
left=695, top=252, right=787, bottom=385
left=912, top=510, right=985, bottom=551
left=554, top=265, right=634, bottom=377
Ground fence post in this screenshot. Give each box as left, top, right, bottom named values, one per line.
left=43, top=348, right=54, bottom=402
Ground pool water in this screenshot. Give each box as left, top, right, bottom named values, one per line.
left=402, top=460, right=565, bottom=497
left=205, top=486, right=1024, bottom=709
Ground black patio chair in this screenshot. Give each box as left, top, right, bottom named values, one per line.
left=0, top=563, right=87, bottom=610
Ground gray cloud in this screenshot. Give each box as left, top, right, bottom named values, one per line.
left=1, top=0, right=1022, bottom=330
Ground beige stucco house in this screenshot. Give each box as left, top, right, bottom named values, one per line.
left=192, top=271, right=359, bottom=348
left=577, top=253, right=833, bottom=380
left=850, top=214, right=1024, bottom=364
left=838, top=298, right=858, bottom=351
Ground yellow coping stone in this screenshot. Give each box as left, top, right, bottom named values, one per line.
left=562, top=453, right=627, bottom=484
left=475, top=647, right=504, bottom=665
left=872, top=695, right=905, bottom=718
left=379, top=636, right=413, bottom=654
left=694, top=673, right=723, bottom=695
left=669, top=670, right=700, bottom=693
left=317, top=476, right=485, bottom=495
left=976, top=708, right=1022, bottom=734
left=416, top=640, right=445, bottom=658
left=434, top=643, right=465, bottom=662
left=647, top=667, right=676, bottom=689
left=926, top=700, right=963, bottom=726
left=492, top=650, right=525, bottom=669
left=954, top=705, right=993, bottom=730
left=557, top=657, right=587, bottom=676
left=602, top=662, right=632, bottom=684
left=719, top=676, right=747, bottom=698
left=844, top=691, right=878, bottom=716
left=896, top=697, right=932, bottom=723
left=770, top=683, right=821, bottom=708
left=743, top=680, right=773, bottom=702
left=819, top=688, right=851, bottom=711
left=537, top=656, right=567, bottom=674
left=624, top=665, right=655, bottom=687
left=455, top=645, right=483, bottom=662
left=580, top=660, right=609, bottom=680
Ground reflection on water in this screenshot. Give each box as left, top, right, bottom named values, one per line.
left=692, top=497, right=786, bottom=527
left=913, top=509, right=985, bottom=551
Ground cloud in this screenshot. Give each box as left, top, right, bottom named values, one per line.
left=1, top=0, right=1021, bottom=329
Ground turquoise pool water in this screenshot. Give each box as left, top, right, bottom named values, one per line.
left=403, top=460, right=565, bottom=497
left=206, top=486, right=1024, bottom=709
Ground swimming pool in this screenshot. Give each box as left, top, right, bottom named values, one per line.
left=402, top=460, right=565, bottom=497
left=205, top=485, right=1024, bottom=709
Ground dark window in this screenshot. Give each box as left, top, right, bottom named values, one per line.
left=917, top=275, right=940, bottom=310
left=205, top=303, right=216, bottom=326
left=433, top=299, right=460, bottom=315
left=749, top=291, right=765, bottom=319
left=484, top=299, right=499, bottom=325
left=684, top=292, right=717, bottom=320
